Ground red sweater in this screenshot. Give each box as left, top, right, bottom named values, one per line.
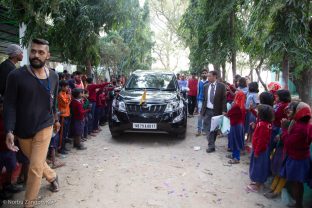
left=226, top=84, right=236, bottom=102
left=87, top=82, right=110, bottom=102
left=0, top=115, right=9, bottom=152
left=273, top=102, right=289, bottom=127
left=281, top=122, right=312, bottom=160
left=252, top=121, right=272, bottom=157
left=188, top=79, right=198, bottom=96
left=227, top=105, right=245, bottom=125
left=96, top=92, right=106, bottom=107
left=71, top=99, right=90, bottom=120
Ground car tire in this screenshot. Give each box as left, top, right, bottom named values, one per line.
left=176, top=132, right=186, bottom=140
left=110, top=131, right=121, bottom=138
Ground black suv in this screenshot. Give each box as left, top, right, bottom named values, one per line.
left=109, top=70, right=187, bottom=138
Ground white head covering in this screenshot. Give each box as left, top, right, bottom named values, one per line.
left=5, top=44, right=23, bottom=58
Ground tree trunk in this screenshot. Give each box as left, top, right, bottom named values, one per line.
left=293, top=69, right=312, bottom=106
left=254, top=58, right=268, bottom=91
left=281, top=53, right=289, bottom=90
left=230, top=11, right=236, bottom=77
left=221, top=62, right=226, bottom=81
left=213, top=64, right=221, bottom=78
left=86, top=59, right=92, bottom=77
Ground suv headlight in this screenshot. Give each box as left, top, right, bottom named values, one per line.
left=165, top=99, right=184, bottom=112
left=112, top=99, right=126, bottom=112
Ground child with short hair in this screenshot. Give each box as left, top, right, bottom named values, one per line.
left=57, top=80, right=72, bottom=154
left=82, top=89, right=92, bottom=140
left=279, top=102, right=312, bottom=208
left=245, top=82, right=259, bottom=142
left=225, top=91, right=246, bottom=164
left=71, top=89, right=90, bottom=150
left=248, top=104, right=274, bottom=192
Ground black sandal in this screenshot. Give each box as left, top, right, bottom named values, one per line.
left=50, top=176, right=59, bottom=192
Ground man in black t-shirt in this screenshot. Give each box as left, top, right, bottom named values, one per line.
left=4, top=39, right=60, bottom=207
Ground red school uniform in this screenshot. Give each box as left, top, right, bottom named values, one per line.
left=87, top=82, right=111, bottom=102
left=252, top=121, right=272, bottom=157
left=227, top=104, right=245, bottom=125
left=71, top=99, right=90, bottom=121
left=273, top=102, right=289, bottom=127
left=281, top=122, right=312, bottom=160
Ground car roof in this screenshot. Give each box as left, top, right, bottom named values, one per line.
left=132, top=70, right=175, bottom=76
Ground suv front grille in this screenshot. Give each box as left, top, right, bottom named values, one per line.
left=126, top=104, right=166, bottom=113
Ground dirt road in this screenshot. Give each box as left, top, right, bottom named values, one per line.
left=10, top=117, right=285, bottom=208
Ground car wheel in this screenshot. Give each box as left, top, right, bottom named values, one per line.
left=110, top=131, right=121, bottom=138
left=176, top=132, right=186, bottom=140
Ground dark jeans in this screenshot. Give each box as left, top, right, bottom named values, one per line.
left=94, top=106, right=104, bottom=130
left=84, top=117, right=89, bottom=138
left=88, top=101, right=96, bottom=133
left=60, top=116, right=70, bottom=151
left=100, top=106, right=108, bottom=124
left=188, top=95, right=197, bottom=115
left=203, top=108, right=218, bottom=149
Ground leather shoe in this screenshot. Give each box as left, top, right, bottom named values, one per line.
left=50, top=176, right=59, bottom=192
left=206, top=148, right=215, bottom=153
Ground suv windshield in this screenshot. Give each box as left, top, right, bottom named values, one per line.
left=126, top=73, right=177, bottom=91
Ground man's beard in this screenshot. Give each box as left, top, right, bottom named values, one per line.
left=30, top=58, right=45, bottom=69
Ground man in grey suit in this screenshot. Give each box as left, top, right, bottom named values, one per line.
left=201, top=71, right=227, bottom=153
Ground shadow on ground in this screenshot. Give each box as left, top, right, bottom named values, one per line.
left=108, top=132, right=185, bottom=146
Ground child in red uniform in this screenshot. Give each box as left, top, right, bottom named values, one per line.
left=248, top=104, right=274, bottom=192
left=225, top=91, right=246, bottom=164
left=265, top=101, right=298, bottom=199
left=269, top=90, right=291, bottom=153
left=71, top=89, right=90, bottom=150
left=280, top=102, right=312, bottom=208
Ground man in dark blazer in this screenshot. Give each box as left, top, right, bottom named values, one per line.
left=201, top=71, right=227, bottom=153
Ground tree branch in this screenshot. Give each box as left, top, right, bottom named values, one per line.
left=254, top=58, right=268, bottom=91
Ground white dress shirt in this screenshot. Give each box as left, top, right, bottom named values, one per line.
left=207, top=81, right=217, bottom=109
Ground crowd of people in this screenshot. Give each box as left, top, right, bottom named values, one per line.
left=0, top=40, right=124, bottom=207
left=178, top=69, right=312, bottom=208
left=0, top=39, right=311, bottom=208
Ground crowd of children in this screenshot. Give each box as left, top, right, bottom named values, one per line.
left=223, top=75, right=312, bottom=208
left=0, top=70, right=122, bottom=204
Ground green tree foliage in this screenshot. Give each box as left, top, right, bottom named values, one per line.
left=179, top=0, right=312, bottom=105
left=115, top=0, right=154, bottom=75
left=245, top=0, right=312, bottom=105
left=179, top=0, right=243, bottom=77
left=1, top=0, right=153, bottom=77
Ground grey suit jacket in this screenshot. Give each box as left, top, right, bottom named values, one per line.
left=201, top=82, right=227, bottom=116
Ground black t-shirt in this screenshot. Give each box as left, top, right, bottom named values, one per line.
left=4, top=66, right=59, bottom=138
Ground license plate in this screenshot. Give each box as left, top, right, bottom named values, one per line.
left=133, top=123, right=157, bottom=129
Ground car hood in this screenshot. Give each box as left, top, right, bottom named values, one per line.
left=120, top=89, right=178, bottom=103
